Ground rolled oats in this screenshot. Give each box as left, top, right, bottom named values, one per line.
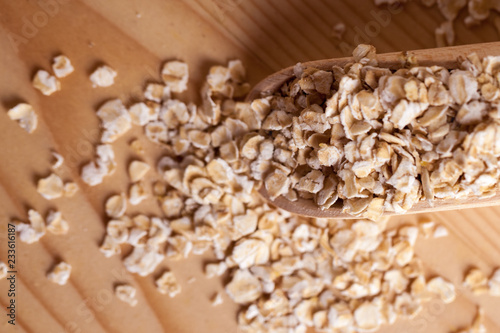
left=81, top=144, right=116, bottom=186
left=211, top=292, right=224, bottom=306
left=129, top=182, right=148, bottom=205
left=33, top=70, right=61, bottom=95
left=205, top=262, right=228, bottom=278
left=264, top=169, right=290, bottom=200
left=418, top=218, right=436, bottom=238
left=115, top=284, right=138, bottom=307
left=16, top=209, right=46, bottom=244
left=464, top=268, right=489, bottom=295
left=394, top=292, right=422, bottom=318
left=144, top=83, right=170, bottom=102
left=86, top=57, right=471, bottom=333
left=128, top=160, right=150, bottom=182
left=97, top=99, right=131, bottom=143
left=64, top=182, right=78, bottom=197
left=99, top=236, right=121, bottom=258
left=411, top=275, right=433, bottom=301
left=156, top=271, right=181, bottom=297
left=0, top=261, right=7, bottom=280
left=161, top=61, right=189, bottom=93
left=51, top=151, right=64, bottom=169
left=47, top=262, right=71, bottom=285
left=384, top=269, right=409, bottom=294
left=7, top=103, right=38, bottom=133
left=130, top=139, right=145, bottom=155
left=129, top=102, right=158, bottom=126
left=427, top=276, right=456, bottom=303
left=90, top=65, right=117, bottom=87
left=37, top=173, right=65, bottom=200
left=231, top=238, right=270, bottom=269
left=434, top=225, right=449, bottom=238
left=46, top=210, right=69, bottom=235
left=123, top=245, right=165, bottom=276
left=353, top=301, right=383, bottom=332
left=245, top=45, right=500, bottom=219
left=52, top=55, right=74, bottom=78
left=105, top=194, right=127, bottom=218
left=226, top=269, right=262, bottom=304
left=332, top=22, right=346, bottom=40
left=489, top=268, right=500, bottom=296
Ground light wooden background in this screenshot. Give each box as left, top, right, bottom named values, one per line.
left=0, top=0, right=500, bottom=332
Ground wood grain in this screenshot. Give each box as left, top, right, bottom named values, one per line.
left=0, top=1, right=499, bottom=333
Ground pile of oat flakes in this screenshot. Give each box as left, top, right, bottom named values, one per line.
left=3, top=45, right=499, bottom=333
left=255, top=45, right=500, bottom=220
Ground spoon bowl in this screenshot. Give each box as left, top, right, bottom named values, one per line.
left=248, top=42, right=500, bottom=218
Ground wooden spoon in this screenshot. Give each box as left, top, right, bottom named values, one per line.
left=248, top=42, right=500, bottom=218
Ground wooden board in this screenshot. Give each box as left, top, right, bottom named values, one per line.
left=0, top=1, right=499, bottom=332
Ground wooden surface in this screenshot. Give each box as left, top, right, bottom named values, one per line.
left=0, top=1, right=499, bottom=332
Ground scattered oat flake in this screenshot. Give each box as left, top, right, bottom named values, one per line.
left=463, top=268, right=488, bottom=295
left=64, top=182, right=78, bottom=197
left=16, top=209, right=46, bottom=244
left=427, top=277, right=456, bottom=304
left=37, top=173, right=64, bottom=200
left=90, top=65, right=117, bottom=87
left=144, top=83, right=170, bottom=102
left=128, top=160, right=150, bottom=182
left=470, top=308, right=487, bottom=333
left=7, top=103, right=38, bottom=133
left=52, top=55, right=74, bottom=78
left=33, top=70, right=60, bottom=95
left=97, top=99, right=131, bottom=143
left=46, top=210, right=69, bottom=235
left=489, top=268, right=500, bottom=296
left=156, top=271, right=181, bottom=297
left=99, top=236, right=121, bottom=258
left=123, top=245, right=165, bottom=276
left=161, top=61, right=189, bottom=93
left=130, top=139, right=145, bottom=154
left=435, top=20, right=455, bottom=47
left=129, top=102, right=158, bottom=126
left=394, top=292, right=422, bottom=319
left=231, top=238, right=269, bottom=269
left=226, top=269, right=262, bottom=304
left=115, top=284, right=138, bottom=307
left=0, top=261, right=7, bottom=279
left=81, top=144, right=116, bottom=186
left=47, top=262, right=71, bottom=285
left=105, top=194, right=127, bottom=218
left=205, top=262, right=227, bottom=278
left=211, top=292, right=223, bottom=306
left=354, top=302, right=383, bottom=331
left=51, top=151, right=64, bottom=169
left=434, top=225, right=449, bottom=238
left=332, top=22, right=346, bottom=39
left=129, top=182, right=148, bottom=205
left=418, top=218, right=436, bottom=238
